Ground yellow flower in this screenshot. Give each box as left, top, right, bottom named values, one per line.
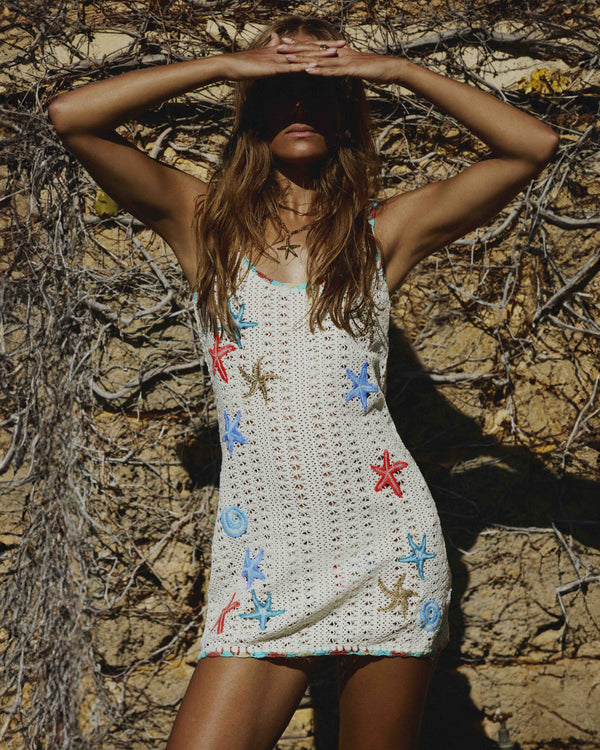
left=516, top=68, right=572, bottom=95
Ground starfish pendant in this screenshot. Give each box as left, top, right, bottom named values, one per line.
left=278, top=242, right=300, bottom=259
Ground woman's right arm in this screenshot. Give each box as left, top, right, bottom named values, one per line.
left=47, top=35, right=329, bottom=286
left=47, top=57, right=232, bottom=286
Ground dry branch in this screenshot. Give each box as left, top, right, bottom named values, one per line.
left=0, top=2, right=598, bottom=749
left=534, top=249, right=600, bottom=323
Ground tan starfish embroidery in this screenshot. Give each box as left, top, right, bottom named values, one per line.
left=239, top=356, right=280, bottom=403
left=377, top=573, right=418, bottom=617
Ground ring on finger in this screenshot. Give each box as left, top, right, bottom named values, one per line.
left=319, top=43, right=328, bottom=49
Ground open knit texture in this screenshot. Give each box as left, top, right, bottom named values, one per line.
left=191, top=209, right=452, bottom=660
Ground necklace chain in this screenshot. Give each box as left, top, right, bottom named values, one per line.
left=276, top=202, right=316, bottom=216
left=270, top=212, right=318, bottom=259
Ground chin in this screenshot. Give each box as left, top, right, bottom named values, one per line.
left=272, top=145, right=329, bottom=164
left=271, top=135, right=329, bottom=162
left=277, top=153, right=328, bottom=167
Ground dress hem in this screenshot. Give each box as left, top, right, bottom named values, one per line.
left=197, top=642, right=447, bottom=661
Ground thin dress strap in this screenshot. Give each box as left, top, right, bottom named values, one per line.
left=367, top=201, right=387, bottom=284
left=368, top=201, right=379, bottom=229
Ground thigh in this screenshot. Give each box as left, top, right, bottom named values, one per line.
left=166, top=655, right=319, bottom=750
left=337, top=652, right=439, bottom=750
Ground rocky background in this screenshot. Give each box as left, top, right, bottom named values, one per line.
left=0, top=1, right=599, bottom=748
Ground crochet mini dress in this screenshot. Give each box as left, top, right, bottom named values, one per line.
left=191, top=207, right=452, bottom=660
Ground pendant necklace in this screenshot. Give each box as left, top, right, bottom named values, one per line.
left=271, top=213, right=318, bottom=260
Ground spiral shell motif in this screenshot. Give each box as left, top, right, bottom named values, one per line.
left=419, top=599, right=441, bottom=631
left=220, top=505, right=248, bottom=538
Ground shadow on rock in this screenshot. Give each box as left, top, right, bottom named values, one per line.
left=307, top=323, right=598, bottom=750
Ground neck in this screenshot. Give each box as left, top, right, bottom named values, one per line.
left=274, top=163, right=320, bottom=213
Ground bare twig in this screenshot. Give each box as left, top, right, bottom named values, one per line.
left=534, top=249, right=600, bottom=323
left=1, top=3, right=598, bottom=749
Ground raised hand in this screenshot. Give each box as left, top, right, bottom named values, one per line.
left=276, top=36, right=404, bottom=85
left=222, top=32, right=347, bottom=82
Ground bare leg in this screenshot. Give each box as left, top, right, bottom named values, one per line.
left=337, top=652, right=439, bottom=750
left=166, top=655, right=319, bottom=750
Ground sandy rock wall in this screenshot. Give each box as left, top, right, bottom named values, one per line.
left=1, top=2, right=599, bottom=749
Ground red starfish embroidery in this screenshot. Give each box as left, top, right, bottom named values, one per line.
left=209, top=333, right=236, bottom=382
left=210, top=591, right=241, bottom=634
left=370, top=449, right=409, bottom=497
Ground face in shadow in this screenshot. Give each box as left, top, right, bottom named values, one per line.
left=249, top=39, right=344, bottom=172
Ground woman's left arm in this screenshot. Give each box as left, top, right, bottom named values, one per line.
left=282, top=41, right=561, bottom=292
left=375, top=58, right=560, bottom=291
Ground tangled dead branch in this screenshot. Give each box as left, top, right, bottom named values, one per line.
left=0, top=1, right=599, bottom=748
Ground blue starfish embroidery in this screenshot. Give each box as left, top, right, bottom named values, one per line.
left=222, top=409, right=248, bottom=456
left=242, top=548, right=266, bottom=589
left=238, top=590, right=286, bottom=631
left=228, top=300, right=258, bottom=348
left=396, top=532, right=436, bottom=580
left=345, top=361, right=378, bottom=412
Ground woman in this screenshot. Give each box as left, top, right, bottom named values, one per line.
left=48, top=14, right=559, bottom=750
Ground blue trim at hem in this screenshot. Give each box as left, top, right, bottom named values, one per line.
left=197, top=643, right=446, bottom=661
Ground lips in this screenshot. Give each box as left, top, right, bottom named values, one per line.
left=285, top=124, right=317, bottom=136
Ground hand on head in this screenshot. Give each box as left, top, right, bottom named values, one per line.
left=276, top=35, right=401, bottom=84
left=275, top=33, right=346, bottom=72
left=222, top=31, right=345, bottom=82
left=221, top=23, right=402, bottom=85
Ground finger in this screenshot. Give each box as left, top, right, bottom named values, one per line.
left=281, top=36, right=346, bottom=47
left=277, top=42, right=341, bottom=54
left=304, top=60, right=349, bottom=76
left=268, top=31, right=282, bottom=47
left=267, top=61, right=314, bottom=75
left=290, top=52, right=348, bottom=66
left=281, top=50, right=340, bottom=63
left=301, top=49, right=353, bottom=69
left=277, top=39, right=345, bottom=49
left=287, top=62, right=315, bottom=73
left=305, top=66, right=334, bottom=76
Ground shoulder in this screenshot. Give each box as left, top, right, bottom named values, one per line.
left=369, top=188, right=435, bottom=293
left=160, top=177, right=208, bottom=288
left=371, top=188, right=435, bottom=250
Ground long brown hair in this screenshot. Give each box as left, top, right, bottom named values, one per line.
left=192, top=14, right=383, bottom=341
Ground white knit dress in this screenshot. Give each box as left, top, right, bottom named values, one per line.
left=191, top=211, right=452, bottom=660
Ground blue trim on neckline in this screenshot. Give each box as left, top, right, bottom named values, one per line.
left=242, top=256, right=307, bottom=290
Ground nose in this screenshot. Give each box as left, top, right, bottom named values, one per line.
left=294, top=98, right=308, bottom=118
